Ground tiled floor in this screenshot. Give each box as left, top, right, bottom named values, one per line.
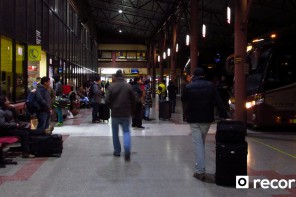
left=0, top=97, right=296, bottom=197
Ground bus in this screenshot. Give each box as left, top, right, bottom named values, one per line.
left=229, top=26, right=296, bottom=127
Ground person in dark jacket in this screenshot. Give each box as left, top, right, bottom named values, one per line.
left=181, top=67, right=228, bottom=181
left=167, top=80, right=178, bottom=113
left=52, top=74, right=63, bottom=126
left=143, top=79, right=152, bottom=120
left=132, top=77, right=144, bottom=128
left=0, top=96, right=34, bottom=158
left=90, top=75, right=102, bottom=123
left=105, top=70, right=136, bottom=162
left=36, top=76, right=53, bottom=132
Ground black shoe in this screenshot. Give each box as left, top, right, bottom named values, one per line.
left=132, top=124, right=136, bottom=127
left=137, top=126, right=145, bottom=129
left=193, top=173, right=205, bottom=181
left=113, top=152, right=120, bottom=157
left=144, top=117, right=152, bottom=121
left=125, top=153, right=130, bottom=162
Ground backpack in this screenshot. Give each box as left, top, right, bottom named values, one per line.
left=25, top=91, right=41, bottom=114
left=88, top=83, right=94, bottom=99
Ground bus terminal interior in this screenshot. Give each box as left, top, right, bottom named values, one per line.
left=1, top=0, right=296, bottom=196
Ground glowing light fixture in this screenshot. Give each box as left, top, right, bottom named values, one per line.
left=176, top=43, right=179, bottom=52
left=163, top=52, right=166, bottom=60
left=167, top=48, right=171, bottom=56
left=270, top=34, right=277, bottom=39
left=118, top=10, right=122, bottom=13
left=157, top=55, right=160, bottom=62
left=186, top=34, right=190, bottom=46
left=227, top=7, right=231, bottom=24
left=119, top=29, right=122, bottom=33
left=202, top=24, right=206, bottom=38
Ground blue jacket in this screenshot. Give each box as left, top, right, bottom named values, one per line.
left=181, top=76, right=228, bottom=123
left=36, top=85, right=52, bottom=112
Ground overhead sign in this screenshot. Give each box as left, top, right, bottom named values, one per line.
left=28, top=45, right=41, bottom=61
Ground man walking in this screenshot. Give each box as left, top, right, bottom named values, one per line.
left=105, top=70, right=136, bottom=161
left=181, top=67, right=228, bottom=181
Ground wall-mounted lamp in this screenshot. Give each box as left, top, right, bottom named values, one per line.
left=202, top=24, right=206, bottom=38
left=176, top=43, right=179, bottom=52
left=186, top=35, right=190, bottom=46
left=157, top=55, right=160, bottom=62
left=163, top=52, right=166, bottom=60
left=227, top=7, right=231, bottom=24
left=167, top=48, right=171, bottom=57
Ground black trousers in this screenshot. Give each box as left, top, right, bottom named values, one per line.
left=132, top=102, right=143, bottom=127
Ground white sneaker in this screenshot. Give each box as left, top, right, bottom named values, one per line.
left=67, top=114, right=74, bottom=119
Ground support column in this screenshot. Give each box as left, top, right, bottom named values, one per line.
left=234, top=0, right=248, bottom=122
left=170, top=21, right=177, bottom=82
left=159, top=31, right=166, bottom=81
left=152, top=44, right=157, bottom=98
left=190, top=0, right=199, bottom=75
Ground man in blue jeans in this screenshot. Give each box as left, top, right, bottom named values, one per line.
left=105, top=70, right=136, bottom=161
left=182, top=67, right=228, bottom=181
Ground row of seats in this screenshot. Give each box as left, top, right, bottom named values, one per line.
left=0, top=136, right=19, bottom=168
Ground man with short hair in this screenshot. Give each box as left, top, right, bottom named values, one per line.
left=182, top=67, right=228, bottom=181
left=35, top=76, right=52, bottom=133
left=90, top=75, right=102, bottom=123
left=105, top=70, right=136, bottom=161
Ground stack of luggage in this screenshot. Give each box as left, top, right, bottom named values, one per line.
left=215, top=120, right=248, bottom=186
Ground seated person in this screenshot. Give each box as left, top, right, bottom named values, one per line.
left=77, top=86, right=90, bottom=107
left=0, top=96, right=36, bottom=158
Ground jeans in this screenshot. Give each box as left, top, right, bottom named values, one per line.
left=190, top=123, right=211, bottom=174
left=37, top=111, right=51, bottom=131
left=144, top=106, right=150, bottom=118
left=111, top=117, right=131, bottom=155
left=55, top=107, right=63, bottom=123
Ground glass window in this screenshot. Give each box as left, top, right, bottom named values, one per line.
left=15, top=43, right=26, bottom=101
left=0, top=36, right=13, bottom=101
left=127, top=51, right=136, bottom=60
left=137, top=51, right=146, bottom=60
left=116, top=51, right=126, bottom=59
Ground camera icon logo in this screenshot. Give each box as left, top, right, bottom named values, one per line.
left=236, top=176, right=249, bottom=189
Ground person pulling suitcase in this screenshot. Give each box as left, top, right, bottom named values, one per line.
left=181, top=67, right=228, bottom=181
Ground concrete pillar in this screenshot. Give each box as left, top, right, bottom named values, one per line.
left=190, top=0, right=199, bottom=75
left=152, top=44, right=157, bottom=98
left=234, top=0, right=248, bottom=122
left=170, top=21, right=177, bottom=82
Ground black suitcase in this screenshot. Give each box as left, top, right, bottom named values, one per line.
left=99, top=103, right=110, bottom=122
left=216, top=120, right=246, bottom=143
left=215, top=142, right=248, bottom=186
left=29, top=134, right=63, bottom=157
left=159, top=100, right=171, bottom=120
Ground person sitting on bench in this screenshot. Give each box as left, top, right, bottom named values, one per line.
left=0, top=96, right=35, bottom=158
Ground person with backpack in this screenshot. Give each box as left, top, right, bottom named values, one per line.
left=53, top=74, right=63, bottom=126
left=90, top=75, right=102, bottom=123
left=35, top=76, right=53, bottom=134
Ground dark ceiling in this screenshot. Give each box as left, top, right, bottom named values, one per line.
left=86, top=0, right=296, bottom=51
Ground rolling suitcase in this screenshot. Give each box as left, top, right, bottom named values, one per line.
left=215, top=142, right=248, bottom=186
left=159, top=100, right=171, bottom=120
left=216, top=120, right=246, bottom=143
left=29, top=134, right=63, bottom=157
left=99, top=103, right=110, bottom=122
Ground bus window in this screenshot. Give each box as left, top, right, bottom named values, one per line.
left=247, top=47, right=272, bottom=93
left=265, top=48, right=296, bottom=91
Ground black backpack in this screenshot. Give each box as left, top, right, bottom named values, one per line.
left=25, top=91, right=41, bottom=114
